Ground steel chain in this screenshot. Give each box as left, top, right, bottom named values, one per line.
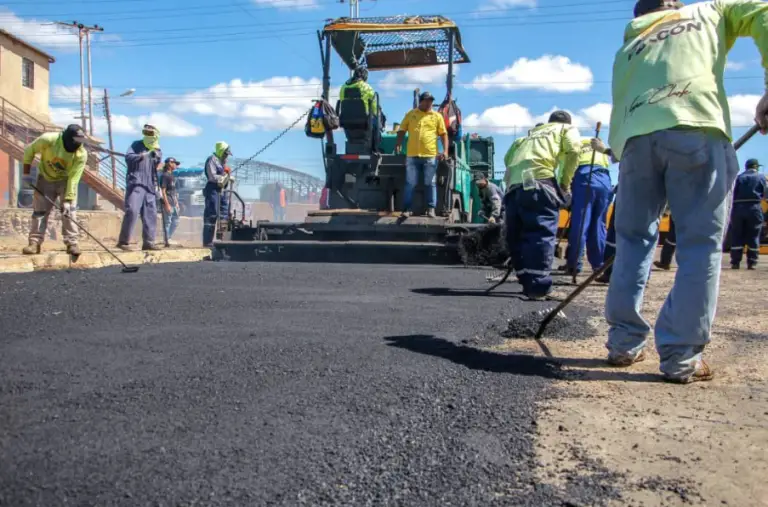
left=231, top=109, right=309, bottom=175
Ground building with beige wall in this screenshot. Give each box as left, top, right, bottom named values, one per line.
left=0, top=30, right=54, bottom=123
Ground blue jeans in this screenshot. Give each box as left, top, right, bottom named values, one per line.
left=606, top=129, right=739, bottom=380
left=566, top=167, right=613, bottom=271
left=163, top=204, right=180, bottom=241
left=403, top=156, right=437, bottom=211
left=202, top=183, right=228, bottom=246
left=503, top=178, right=562, bottom=297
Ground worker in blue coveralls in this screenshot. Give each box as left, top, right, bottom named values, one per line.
left=561, top=137, right=615, bottom=275
left=730, top=158, right=767, bottom=270
left=202, top=141, right=233, bottom=247
left=502, top=110, right=580, bottom=300
left=117, top=124, right=163, bottom=251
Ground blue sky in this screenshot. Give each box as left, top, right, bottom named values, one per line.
left=4, top=0, right=768, bottom=191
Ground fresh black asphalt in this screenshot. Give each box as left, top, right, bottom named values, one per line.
left=0, top=262, right=618, bottom=506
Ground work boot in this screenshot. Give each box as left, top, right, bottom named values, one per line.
left=731, top=263, right=740, bottom=270
left=400, top=211, right=412, bottom=219
left=142, top=243, right=163, bottom=251
left=748, top=264, right=757, bottom=270
left=664, top=360, right=714, bottom=384
left=595, top=272, right=611, bottom=284
left=653, top=261, right=671, bottom=270
left=22, top=243, right=41, bottom=255
left=607, top=350, right=646, bottom=367
left=425, top=208, right=437, bottom=219
left=117, top=243, right=135, bottom=252
left=66, top=244, right=81, bottom=256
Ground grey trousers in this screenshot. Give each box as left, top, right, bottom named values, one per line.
left=28, top=176, right=79, bottom=246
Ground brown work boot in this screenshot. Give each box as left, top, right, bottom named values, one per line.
left=117, top=243, right=135, bottom=252
left=142, top=243, right=163, bottom=251
left=606, top=350, right=646, bottom=367
left=22, top=243, right=41, bottom=255
left=66, top=244, right=81, bottom=256
left=664, top=360, right=715, bottom=384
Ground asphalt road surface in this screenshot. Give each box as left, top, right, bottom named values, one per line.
left=0, top=262, right=612, bottom=506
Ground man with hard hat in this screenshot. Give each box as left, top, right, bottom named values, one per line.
left=602, top=0, right=768, bottom=383
left=118, top=124, right=163, bottom=251
left=729, top=158, right=767, bottom=269
left=21, top=124, right=88, bottom=256
left=502, top=111, right=581, bottom=300
left=202, top=141, right=233, bottom=247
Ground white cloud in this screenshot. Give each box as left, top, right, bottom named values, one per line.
left=50, top=85, right=82, bottom=103
left=170, top=77, right=323, bottom=130
left=728, top=94, right=760, bottom=126
left=468, top=55, right=593, bottom=92
left=464, top=102, right=611, bottom=134
left=49, top=107, right=201, bottom=138
left=0, top=9, right=118, bottom=52
left=251, top=0, right=318, bottom=9
left=378, top=65, right=457, bottom=96
left=725, top=60, right=746, bottom=71
left=476, top=0, right=537, bottom=14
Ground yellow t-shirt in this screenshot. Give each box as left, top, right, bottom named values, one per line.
left=398, top=109, right=447, bottom=158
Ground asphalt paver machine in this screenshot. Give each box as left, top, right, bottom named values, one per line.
left=213, top=15, right=498, bottom=263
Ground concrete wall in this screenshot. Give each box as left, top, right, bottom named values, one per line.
left=0, top=33, right=51, bottom=123
left=0, top=209, right=204, bottom=247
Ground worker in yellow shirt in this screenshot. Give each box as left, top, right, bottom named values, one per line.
left=394, top=91, right=448, bottom=218
left=21, top=124, right=88, bottom=256
left=502, top=111, right=581, bottom=299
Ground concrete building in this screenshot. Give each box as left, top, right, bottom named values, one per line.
left=0, top=30, right=54, bottom=123
left=0, top=30, right=56, bottom=208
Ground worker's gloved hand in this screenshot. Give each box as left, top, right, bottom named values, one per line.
left=488, top=216, right=496, bottom=224
left=61, top=201, right=73, bottom=216
left=590, top=137, right=607, bottom=153
left=755, top=92, right=768, bottom=134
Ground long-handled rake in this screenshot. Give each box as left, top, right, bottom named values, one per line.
left=30, top=184, right=140, bottom=273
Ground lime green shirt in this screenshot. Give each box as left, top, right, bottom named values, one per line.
left=339, top=80, right=377, bottom=114
left=23, top=132, right=88, bottom=202
left=609, top=0, right=768, bottom=159
left=503, top=122, right=581, bottom=190
left=577, top=138, right=612, bottom=168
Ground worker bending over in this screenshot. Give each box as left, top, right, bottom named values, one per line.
left=202, top=142, right=233, bottom=247
left=563, top=137, right=616, bottom=275
left=474, top=174, right=504, bottom=223
left=604, top=0, right=768, bottom=383
left=21, top=124, right=88, bottom=256
left=502, top=111, right=580, bottom=300
left=730, top=158, right=766, bottom=269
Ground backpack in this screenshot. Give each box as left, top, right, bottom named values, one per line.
left=438, top=95, right=462, bottom=140
left=305, top=99, right=339, bottom=139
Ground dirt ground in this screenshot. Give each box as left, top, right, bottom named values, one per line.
left=494, top=257, right=768, bottom=506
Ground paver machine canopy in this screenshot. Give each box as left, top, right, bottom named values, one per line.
left=320, top=15, right=472, bottom=218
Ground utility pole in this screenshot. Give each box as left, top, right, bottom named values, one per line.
left=103, top=89, right=116, bottom=189
left=55, top=22, right=103, bottom=135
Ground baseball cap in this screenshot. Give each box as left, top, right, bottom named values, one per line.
left=746, top=158, right=762, bottom=169
left=165, top=157, right=181, bottom=165
left=64, top=124, right=87, bottom=142
left=419, top=91, right=435, bottom=102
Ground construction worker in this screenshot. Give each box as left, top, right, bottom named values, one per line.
left=395, top=91, right=449, bottom=218
left=562, top=138, right=615, bottom=275
left=729, top=159, right=767, bottom=269
left=160, top=157, right=181, bottom=244
left=118, top=124, right=163, bottom=251
left=655, top=213, right=677, bottom=270
left=339, top=66, right=377, bottom=115
left=502, top=111, right=581, bottom=300
left=474, top=174, right=503, bottom=223
left=20, top=124, right=88, bottom=256
left=603, top=0, right=768, bottom=383
left=202, top=142, right=232, bottom=247
left=272, top=182, right=287, bottom=221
